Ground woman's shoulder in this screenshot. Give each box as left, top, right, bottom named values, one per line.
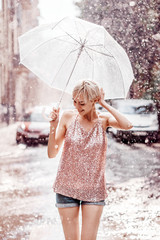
left=60, top=109, right=77, bottom=123
left=60, top=109, right=77, bottom=129
left=61, top=109, right=77, bottom=118
left=97, top=111, right=112, bottom=129
left=98, top=111, right=111, bottom=120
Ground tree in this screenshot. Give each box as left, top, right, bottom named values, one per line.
left=75, top=0, right=160, bottom=101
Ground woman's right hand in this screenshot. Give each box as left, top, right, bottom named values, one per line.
left=49, top=107, right=60, bottom=129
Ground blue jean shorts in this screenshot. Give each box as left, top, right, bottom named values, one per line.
left=56, top=193, right=105, bottom=208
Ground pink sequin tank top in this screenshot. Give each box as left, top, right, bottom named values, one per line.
left=53, top=114, right=108, bottom=202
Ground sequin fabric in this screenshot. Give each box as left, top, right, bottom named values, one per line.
left=53, top=115, right=108, bottom=202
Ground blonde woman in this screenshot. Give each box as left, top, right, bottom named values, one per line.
left=48, top=80, right=132, bottom=240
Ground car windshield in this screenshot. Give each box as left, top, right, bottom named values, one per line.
left=22, top=112, right=48, bottom=122
left=118, top=104, right=156, bottom=114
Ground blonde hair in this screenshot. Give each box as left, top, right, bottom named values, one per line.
left=72, top=79, right=101, bottom=102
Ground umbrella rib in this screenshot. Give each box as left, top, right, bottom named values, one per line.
left=20, top=37, right=77, bottom=62
left=51, top=17, right=82, bottom=46
left=86, top=45, right=126, bottom=96
left=84, top=47, right=93, bottom=61
left=74, top=19, right=83, bottom=44
left=91, top=47, right=95, bottom=80
left=102, top=47, right=126, bottom=95
left=58, top=46, right=84, bottom=107
left=49, top=34, right=78, bottom=45
left=53, top=37, right=78, bottom=45
left=51, top=47, right=81, bottom=86
left=86, top=44, right=104, bottom=47
left=70, top=46, right=82, bottom=54
left=57, top=25, right=82, bottom=46
left=51, top=16, right=68, bottom=30
left=64, top=31, right=82, bottom=46
left=85, top=46, right=113, bottom=58
left=102, top=46, right=126, bottom=96
left=84, top=26, right=101, bottom=41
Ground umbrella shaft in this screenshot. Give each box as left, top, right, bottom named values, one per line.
left=58, top=46, right=84, bottom=107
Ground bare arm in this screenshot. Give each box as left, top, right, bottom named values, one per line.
left=99, top=90, right=133, bottom=130
left=47, top=109, right=66, bottom=158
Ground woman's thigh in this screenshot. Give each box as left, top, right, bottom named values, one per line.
left=58, top=206, right=80, bottom=240
left=81, top=204, right=104, bottom=240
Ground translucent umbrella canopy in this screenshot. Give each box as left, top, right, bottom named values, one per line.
left=18, top=16, right=134, bottom=99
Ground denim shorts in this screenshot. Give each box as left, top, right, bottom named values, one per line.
left=55, top=193, right=105, bottom=208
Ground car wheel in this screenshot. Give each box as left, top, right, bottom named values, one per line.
left=115, top=136, right=121, bottom=142
left=145, top=137, right=151, bottom=145
left=16, top=139, right=21, bottom=144
left=32, top=140, right=39, bottom=146
left=121, top=138, right=130, bottom=144
left=26, top=139, right=33, bottom=146
left=16, top=135, right=25, bottom=144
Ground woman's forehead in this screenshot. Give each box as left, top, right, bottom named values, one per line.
left=73, top=92, right=86, bottom=102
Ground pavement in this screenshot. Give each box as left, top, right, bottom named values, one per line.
left=0, top=122, right=160, bottom=240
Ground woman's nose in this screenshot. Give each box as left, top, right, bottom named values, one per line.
left=78, top=103, right=82, bottom=108
left=76, top=105, right=82, bottom=111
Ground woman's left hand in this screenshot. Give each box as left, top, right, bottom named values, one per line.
left=98, top=88, right=105, bottom=105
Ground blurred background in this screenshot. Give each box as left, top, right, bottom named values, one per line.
left=0, top=1, right=160, bottom=240
left=0, top=0, right=160, bottom=127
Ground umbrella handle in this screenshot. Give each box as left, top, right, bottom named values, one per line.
left=57, top=45, right=84, bottom=108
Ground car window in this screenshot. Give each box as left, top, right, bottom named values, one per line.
left=136, top=104, right=156, bottom=114
left=118, top=104, right=156, bottom=114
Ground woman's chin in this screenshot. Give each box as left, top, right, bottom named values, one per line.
left=78, top=110, right=85, bottom=115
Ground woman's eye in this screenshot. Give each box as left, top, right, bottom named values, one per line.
left=80, top=103, right=85, bottom=106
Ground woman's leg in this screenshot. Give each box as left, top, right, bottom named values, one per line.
left=81, top=205, right=104, bottom=240
left=58, top=206, right=80, bottom=240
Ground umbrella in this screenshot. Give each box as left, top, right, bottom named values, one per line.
left=18, top=16, right=134, bottom=101
left=41, top=87, right=73, bottom=120
left=39, top=87, right=72, bottom=108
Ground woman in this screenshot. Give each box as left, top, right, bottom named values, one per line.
left=48, top=80, right=132, bottom=240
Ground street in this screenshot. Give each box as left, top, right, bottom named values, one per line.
left=0, top=124, right=160, bottom=240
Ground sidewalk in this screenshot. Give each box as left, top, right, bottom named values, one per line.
left=0, top=122, right=160, bottom=240
left=0, top=123, right=18, bottom=143
left=0, top=122, right=7, bottom=128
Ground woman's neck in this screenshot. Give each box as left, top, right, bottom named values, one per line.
left=80, top=108, right=98, bottom=122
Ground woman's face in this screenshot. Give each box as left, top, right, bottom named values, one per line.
left=73, top=92, right=94, bottom=115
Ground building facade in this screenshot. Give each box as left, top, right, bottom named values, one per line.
left=0, top=0, right=40, bottom=124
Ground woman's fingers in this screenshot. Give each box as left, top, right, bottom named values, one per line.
left=52, top=107, right=60, bottom=114
left=50, top=108, right=60, bottom=121
left=100, top=88, right=105, bottom=98
left=100, top=88, right=104, bottom=95
left=50, top=112, right=57, bottom=120
left=50, top=113, right=56, bottom=119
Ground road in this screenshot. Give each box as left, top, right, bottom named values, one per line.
left=0, top=124, right=160, bottom=240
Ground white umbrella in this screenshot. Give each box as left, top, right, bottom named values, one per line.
left=18, top=16, right=134, bottom=101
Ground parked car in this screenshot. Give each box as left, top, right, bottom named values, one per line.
left=107, top=99, right=159, bottom=143
left=16, top=106, right=50, bottom=145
